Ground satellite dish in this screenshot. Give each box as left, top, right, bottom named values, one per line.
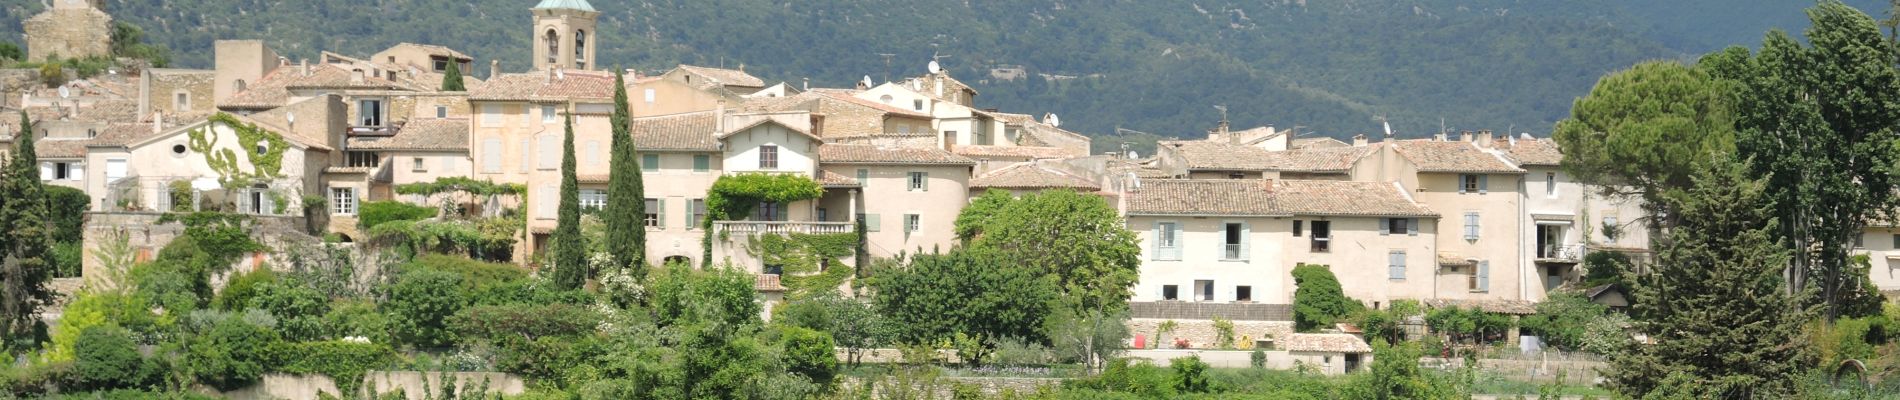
left=927, top=60, right=942, bottom=74
left=57, top=86, right=70, bottom=99
left=286, top=112, right=296, bottom=125
left=1046, top=113, right=1061, bottom=128
left=861, top=75, right=873, bottom=88
left=1128, top=150, right=1140, bottom=159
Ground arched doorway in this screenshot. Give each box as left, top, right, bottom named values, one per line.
left=663, top=255, right=692, bottom=268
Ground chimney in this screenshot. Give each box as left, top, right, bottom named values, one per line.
left=1434, top=131, right=1447, bottom=141
left=300, top=59, right=310, bottom=77
left=350, top=69, right=365, bottom=84
left=546, top=67, right=555, bottom=84
left=151, top=112, right=163, bottom=134
left=1477, top=130, right=1495, bottom=148
left=1459, top=130, right=1474, bottom=142
left=714, top=102, right=727, bottom=136
left=490, top=60, right=501, bottom=79
left=1353, top=134, right=1368, bottom=147
left=802, top=77, right=810, bottom=91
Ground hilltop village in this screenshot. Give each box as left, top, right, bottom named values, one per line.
left=8, top=0, right=1900, bottom=399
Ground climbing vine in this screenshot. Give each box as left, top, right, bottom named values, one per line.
left=749, top=232, right=859, bottom=299
left=700, top=173, right=825, bottom=267
left=188, top=113, right=290, bottom=185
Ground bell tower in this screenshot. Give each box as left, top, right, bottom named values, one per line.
left=530, top=0, right=599, bottom=71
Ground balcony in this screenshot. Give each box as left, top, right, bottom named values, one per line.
left=715, top=221, right=855, bottom=236
left=1536, top=244, right=1585, bottom=263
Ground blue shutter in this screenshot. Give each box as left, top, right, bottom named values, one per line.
left=657, top=198, right=667, bottom=228
left=1389, top=251, right=1405, bottom=280
left=1379, top=218, right=1390, bottom=236
left=1458, top=175, right=1469, bottom=194
left=1151, top=222, right=1162, bottom=261
left=1477, top=261, right=1491, bottom=292
left=1408, top=218, right=1420, bottom=236
left=1479, top=175, right=1489, bottom=194
left=866, top=214, right=881, bottom=232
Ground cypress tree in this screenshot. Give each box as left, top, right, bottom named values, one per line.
left=550, top=111, right=586, bottom=290
left=1, top=111, right=53, bottom=352
left=439, top=61, right=465, bottom=92
left=604, top=70, right=646, bottom=280
left=1606, top=158, right=1811, bottom=398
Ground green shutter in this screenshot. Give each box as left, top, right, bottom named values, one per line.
left=1478, top=175, right=1489, bottom=194
left=657, top=198, right=667, bottom=228
left=1379, top=218, right=1390, bottom=236
left=1408, top=218, right=1420, bottom=236
left=693, top=155, right=710, bottom=172
left=866, top=214, right=881, bottom=232
left=1477, top=261, right=1491, bottom=292
left=922, top=172, right=929, bottom=191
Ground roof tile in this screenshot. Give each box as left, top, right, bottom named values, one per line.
left=1392, top=140, right=1523, bottom=173
left=970, top=163, right=1100, bottom=191
left=1272, top=180, right=1436, bottom=217
left=818, top=144, right=975, bottom=165
left=346, top=118, right=469, bottom=151
left=631, top=112, right=719, bottom=151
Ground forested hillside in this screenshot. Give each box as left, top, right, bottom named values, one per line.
left=0, top=0, right=1883, bottom=152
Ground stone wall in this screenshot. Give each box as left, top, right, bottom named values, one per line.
left=220, top=371, right=526, bottom=400
left=79, top=212, right=316, bottom=285
left=1129, top=301, right=1293, bottom=321
left=23, top=7, right=112, bottom=62
left=146, top=70, right=217, bottom=116
left=1125, top=318, right=1293, bottom=350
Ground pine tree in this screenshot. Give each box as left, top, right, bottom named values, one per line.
left=550, top=111, right=586, bottom=290
left=0, top=111, right=54, bottom=353
left=604, top=70, right=646, bottom=280
left=439, top=61, right=465, bottom=92
left=1606, top=157, right=1811, bottom=399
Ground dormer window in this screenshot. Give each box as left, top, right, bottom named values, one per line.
left=431, top=57, right=449, bottom=72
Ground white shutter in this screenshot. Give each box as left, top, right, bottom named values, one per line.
left=1379, top=218, right=1390, bottom=236
left=482, top=138, right=502, bottom=173
left=105, top=159, right=127, bottom=180
left=1151, top=222, right=1162, bottom=261
left=1239, top=222, right=1251, bottom=261
left=540, top=186, right=556, bottom=219
left=518, top=138, right=531, bottom=173
left=586, top=140, right=601, bottom=166
left=538, top=135, right=558, bottom=170
left=1477, top=261, right=1491, bottom=292
left=1408, top=218, right=1420, bottom=236
left=39, top=162, right=52, bottom=180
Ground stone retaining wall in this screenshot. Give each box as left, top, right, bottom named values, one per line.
left=1125, top=318, right=1293, bottom=350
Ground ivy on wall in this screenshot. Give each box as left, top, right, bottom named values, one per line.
left=748, top=232, right=859, bottom=299
left=187, top=112, right=290, bottom=185
left=700, top=173, right=825, bottom=267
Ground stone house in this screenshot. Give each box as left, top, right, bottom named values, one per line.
left=22, top=0, right=111, bottom=62
left=814, top=143, right=975, bottom=259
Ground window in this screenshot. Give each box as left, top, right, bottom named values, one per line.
left=817, top=208, right=829, bottom=222
left=1387, top=218, right=1408, bottom=235
left=574, top=30, right=588, bottom=65
left=1153, top=221, right=1181, bottom=261
left=690, top=199, right=707, bottom=228
left=104, top=159, right=126, bottom=180
left=538, top=134, right=558, bottom=170
left=581, top=189, right=607, bottom=211
left=172, top=144, right=187, bottom=155
left=544, top=29, right=559, bottom=64
left=908, top=172, right=927, bottom=191
left=1194, top=280, right=1215, bottom=302
left=756, top=202, right=782, bottom=221
left=904, top=214, right=921, bottom=234
left=759, top=145, right=779, bottom=169
left=346, top=151, right=381, bottom=168
left=330, top=188, right=356, bottom=215
left=1603, top=216, right=1620, bottom=243
left=1310, top=221, right=1332, bottom=252
left=436, top=106, right=448, bottom=118
left=863, top=213, right=881, bottom=232
left=482, top=104, right=502, bottom=126
left=1389, top=250, right=1407, bottom=280
left=1856, top=233, right=1865, bottom=248
left=1545, top=172, right=1557, bottom=198
left=644, top=88, right=656, bottom=103
left=174, top=92, right=190, bottom=110
left=1293, top=220, right=1303, bottom=237
left=43, top=162, right=72, bottom=181
left=1235, top=286, right=1253, bottom=302
left=943, top=131, right=958, bottom=146
left=1892, top=234, right=1899, bottom=249
left=358, top=99, right=384, bottom=127
left=645, top=198, right=661, bottom=227
left=1222, top=222, right=1246, bottom=260
left=879, top=95, right=894, bottom=104
left=1472, top=261, right=1491, bottom=292
left=542, top=105, right=557, bottom=124
left=1459, top=174, right=1488, bottom=194
left=693, top=155, right=710, bottom=172
left=255, top=140, right=270, bottom=156
left=643, top=154, right=660, bottom=172
left=913, top=99, right=925, bottom=111
left=1162, top=285, right=1179, bottom=301
left=482, top=138, right=502, bottom=173
left=519, top=138, right=532, bottom=173
left=412, top=157, right=426, bottom=172
left=432, top=58, right=449, bottom=72
left=856, top=169, right=869, bottom=185
left=1463, top=212, right=1480, bottom=241
left=1228, top=172, right=1245, bottom=179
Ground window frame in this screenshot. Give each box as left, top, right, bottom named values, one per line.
left=330, top=187, right=357, bottom=215
left=759, top=145, right=779, bottom=170
left=907, top=171, right=927, bottom=191
left=643, top=153, right=661, bottom=172
left=1310, top=221, right=1332, bottom=253
left=693, top=154, right=711, bottom=172
left=644, top=198, right=662, bottom=227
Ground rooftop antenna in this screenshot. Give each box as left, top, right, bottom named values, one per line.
left=876, top=53, right=896, bottom=82
left=1213, top=105, right=1228, bottom=125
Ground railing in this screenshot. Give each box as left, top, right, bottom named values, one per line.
left=1223, top=244, right=1242, bottom=260
left=348, top=126, right=395, bottom=137
left=715, top=221, right=855, bottom=236
left=1537, top=244, right=1585, bottom=261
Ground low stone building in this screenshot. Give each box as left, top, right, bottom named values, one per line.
left=22, top=0, right=112, bottom=62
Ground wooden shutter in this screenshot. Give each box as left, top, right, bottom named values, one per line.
left=39, top=162, right=52, bottom=180
left=1389, top=251, right=1405, bottom=280
left=656, top=198, right=668, bottom=228
left=585, top=141, right=601, bottom=166
left=921, top=172, right=929, bottom=191
left=1477, top=261, right=1490, bottom=292
left=865, top=214, right=881, bottom=232
left=1458, top=175, right=1468, bottom=194
left=539, top=186, right=555, bottom=219
left=1151, top=222, right=1162, bottom=261
left=1408, top=218, right=1420, bottom=236
left=538, top=135, right=558, bottom=170
left=482, top=138, right=502, bottom=173
left=1478, top=175, right=1489, bottom=194
left=1239, top=222, right=1251, bottom=261
left=1379, top=218, right=1390, bottom=236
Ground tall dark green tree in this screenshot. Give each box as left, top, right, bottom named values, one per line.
left=604, top=70, right=647, bottom=280
left=1606, top=158, right=1811, bottom=399
left=1, top=112, right=55, bottom=353
left=439, top=61, right=466, bottom=92
left=550, top=112, right=586, bottom=290
left=1702, top=0, right=1900, bottom=320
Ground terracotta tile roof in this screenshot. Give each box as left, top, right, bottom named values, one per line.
left=578, top=174, right=609, bottom=184
left=1423, top=299, right=1538, bottom=315
left=346, top=118, right=469, bottom=151
left=818, top=144, right=975, bottom=165
left=676, top=65, right=766, bottom=88
left=1437, top=253, right=1476, bottom=266
left=736, top=92, right=820, bottom=113
left=223, top=64, right=422, bottom=109
left=1501, top=137, right=1563, bottom=167
left=631, top=112, right=718, bottom=151
left=1281, top=333, right=1373, bottom=353
left=35, top=138, right=93, bottom=159
left=991, top=112, right=1036, bottom=126
left=325, top=166, right=376, bottom=174
left=809, top=90, right=932, bottom=118
left=755, top=274, right=786, bottom=292
left=1292, top=137, right=1349, bottom=149
left=1024, top=124, right=1088, bottom=146
left=1126, top=179, right=1279, bottom=216
left=953, top=145, right=1072, bottom=160
left=1159, top=140, right=1277, bottom=171
left=970, top=162, right=1100, bottom=191
left=1263, top=146, right=1375, bottom=172
left=469, top=70, right=617, bottom=101
left=385, top=43, right=471, bottom=60
left=89, top=123, right=161, bottom=147
left=817, top=170, right=860, bottom=187
left=1391, top=140, right=1523, bottom=173
left=1272, top=180, right=1436, bottom=217
left=74, top=100, right=140, bottom=123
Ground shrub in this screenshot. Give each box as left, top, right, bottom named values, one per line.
left=187, top=314, right=281, bottom=390
left=1171, top=356, right=1211, bottom=393
left=247, top=278, right=331, bottom=341
left=50, top=241, right=81, bottom=278
left=358, top=200, right=438, bottom=229
left=269, top=341, right=398, bottom=396
left=1291, top=263, right=1361, bottom=332
left=1519, top=291, right=1609, bottom=351
left=1250, top=350, right=1267, bottom=369
left=451, top=303, right=599, bottom=342
left=1076, top=358, right=1174, bottom=398
left=1212, top=317, right=1236, bottom=349
left=73, top=325, right=148, bottom=390
left=214, top=268, right=276, bottom=311
left=45, top=185, right=89, bottom=241
left=168, top=180, right=195, bottom=212
left=323, top=300, right=390, bottom=343
left=1581, top=251, right=1632, bottom=288
left=780, top=326, right=839, bottom=388
left=403, top=254, right=525, bottom=292
left=385, top=269, right=465, bottom=348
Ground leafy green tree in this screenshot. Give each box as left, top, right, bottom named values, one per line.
left=1169, top=355, right=1210, bottom=394
left=1356, top=340, right=1436, bottom=400
left=953, top=189, right=1013, bottom=242
left=1701, top=0, right=1900, bottom=321
left=385, top=269, right=465, bottom=348
left=778, top=326, right=838, bottom=388
left=212, top=267, right=275, bottom=311
left=1, top=111, right=56, bottom=352
left=1551, top=60, right=1734, bottom=232
left=186, top=314, right=281, bottom=391
left=775, top=292, right=886, bottom=365
left=73, top=325, right=149, bottom=391
left=1518, top=291, right=1609, bottom=351
left=109, top=21, right=171, bottom=67
left=43, top=186, right=87, bottom=243
left=357, top=200, right=438, bottom=229
left=247, top=278, right=331, bottom=341
left=0, top=41, right=20, bottom=62
left=1606, top=158, right=1811, bottom=399
left=965, top=189, right=1140, bottom=314
left=604, top=70, right=647, bottom=280
left=1043, top=302, right=1129, bottom=373
left=551, top=112, right=587, bottom=290
left=1291, top=263, right=1360, bottom=332
left=1580, top=250, right=1633, bottom=288
left=871, top=248, right=1059, bottom=345
left=439, top=61, right=466, bottom=91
